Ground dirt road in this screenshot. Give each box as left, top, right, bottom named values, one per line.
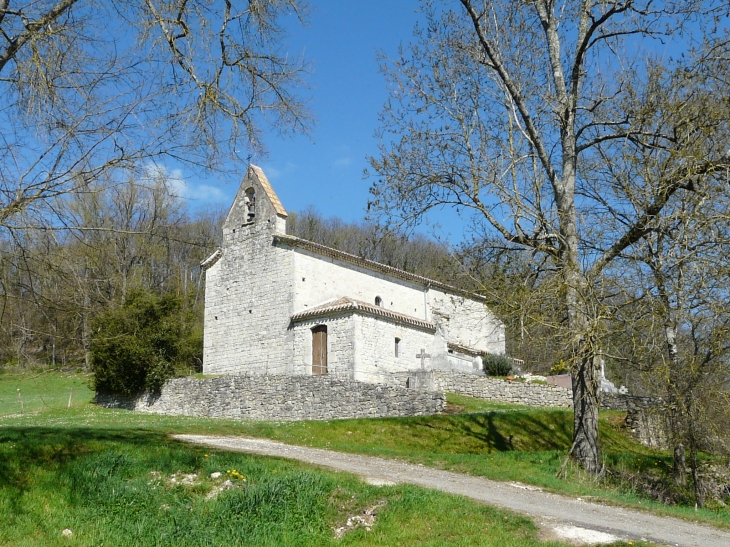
left=173, top=434, right=730, bottom=547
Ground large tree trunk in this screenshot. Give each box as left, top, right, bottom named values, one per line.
left=558, top=135, right=602, bottom=474
left=656, top=272, right=687, bottom=485
left=571, top=344, right=602, bottom=474
left=666, top=352, right=688, bottom=486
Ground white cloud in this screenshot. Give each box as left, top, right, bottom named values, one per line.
left=263, top=166, right=282, bottom=179
left=142, top=163, right=226, bottom=203
left=333, top=157, right=352, bottom=168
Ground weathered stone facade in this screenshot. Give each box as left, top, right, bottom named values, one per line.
left=202, top=165, right=505, bottom=380
left=384, top=371, right=574, bottom=408
left=95, top=375, right=445, bottom=421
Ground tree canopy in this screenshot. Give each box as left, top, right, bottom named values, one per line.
left=0, top=0, right=310, bottom=229
left=368, top=0, right=730, bottom=473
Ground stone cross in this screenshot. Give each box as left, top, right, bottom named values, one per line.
left=415, top=349, right=431, bottom=369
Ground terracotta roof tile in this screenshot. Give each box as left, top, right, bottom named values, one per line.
left=291, top=297, right=435, bottom=331
left=250, top=165, right=287, bottom=218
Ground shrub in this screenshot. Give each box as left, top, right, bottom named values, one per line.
left=90, top=290, right=202, bottom=396
left=482, top=354, right=514, bottom=376
left=549, top=359, right=571, bottom=375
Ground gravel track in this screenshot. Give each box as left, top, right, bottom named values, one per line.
left=173, top=434, right=730, bottom=547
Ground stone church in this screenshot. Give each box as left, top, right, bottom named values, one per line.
left=201, top=165, right=505, bottom=383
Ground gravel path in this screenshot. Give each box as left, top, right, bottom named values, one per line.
left=173, top=434, right=730, bottom=547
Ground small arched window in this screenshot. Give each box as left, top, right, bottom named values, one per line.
left=375, top=296, right=382, bottom=307
left=395, top=337, right=401, bottom=358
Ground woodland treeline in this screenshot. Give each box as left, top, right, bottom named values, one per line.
left=0, top=189, right=558, bottom=374
left=0, top=175, right=224, bottom=370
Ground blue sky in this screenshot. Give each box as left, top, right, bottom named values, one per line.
left=176, top=1, right=422, bottom=225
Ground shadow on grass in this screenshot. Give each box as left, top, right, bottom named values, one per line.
left=465, top=411, right=573, bottom=452
left=0, top=427, right=187, bottom=512
left=393, top=410, right=574, bottom=454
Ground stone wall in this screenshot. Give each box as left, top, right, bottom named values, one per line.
left=353, top=314, right=436, bottom=383
left=601, top=393, right=661, bottom=411
left=287, top=245, right=504, bottom=356
left=604, top=395, right=669, bottom=450
left=203, top=217, right=294, bottom=375
left=624, top=403, right=669, bottom=449
left=291, top=246, right=429, bottom=324
left=95, top=374, right=445, bottom=421
left=291, top=315, right=356, bottom=378
left=428, top=293, right=505, bottom=355
left=384, top=371, right=573, bottom=408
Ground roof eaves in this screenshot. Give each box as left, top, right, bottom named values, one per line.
left=274, top=234, right=486, bottom=302
left=291, top=297, right=436, bottom=332
left=200, top=248, right=223, bottom=270
left=447, top=342, right=489, bottom=357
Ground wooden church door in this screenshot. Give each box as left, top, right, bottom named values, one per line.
left=311, top=325, right=328, bottom=375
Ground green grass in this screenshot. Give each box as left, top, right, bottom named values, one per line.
left=0, top=369, right=721, bottom=543
left=1, top=419, right=652, bottom=547
left=0, top=367, right=94, bottom=416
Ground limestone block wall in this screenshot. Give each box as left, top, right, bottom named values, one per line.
left=353, top=315, right=435, bottom=383
left=428, top=291, right=505, bottom=354
left=203, top=220, right=294, bottom=375
left=384, top=371, right=573, bottom=408
left=623, top=401, right=669, bottom=449
left=445, top=352, right=482, bottom=373
left=95, top=375, right=445, bottom=421
left=602, top=394, right=669, bottom=450
left=291, top=315, right=356, bottom=378
left=288, top=245, right=505, bottom=356
left=291, top=247, right=428, bottom=320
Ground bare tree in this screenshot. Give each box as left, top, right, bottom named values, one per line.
left=0, top=0, right=310, bottom=366
left=0, top=168, right=223, bottom=368
left=608, top=210, right=730, bottom=504
left=368, top=0, right=730, bottom=473
left=0, top=0, right=310, bottom=230
left=595, top=70, right=730, bottom=500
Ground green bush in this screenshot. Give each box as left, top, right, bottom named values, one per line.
left=482, top=354, right=514, bottom=376
left=90, top=290, right=202, bottom=396
left=549, top=359, right=570, bottom=375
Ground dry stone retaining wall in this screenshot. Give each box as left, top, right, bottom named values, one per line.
left=95, top=374, right=445, bottom=421
left=384, top=371, right=573, bottom=407
left=95, top=369, right=667, bottom=450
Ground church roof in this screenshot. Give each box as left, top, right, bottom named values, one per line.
left=249, top=165, right=288, bottom=218
left=273, top=234, right=487, bottom=301
left=200, top=248, right=223, bottom=270
left=291, top=297, right=436, bottom=331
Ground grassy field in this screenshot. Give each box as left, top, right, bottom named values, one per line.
left=4, top=420, right=610, bottom=547
left=0, top=368, right=722, bottom=544
left=0, top=367, right=93, bottom=415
